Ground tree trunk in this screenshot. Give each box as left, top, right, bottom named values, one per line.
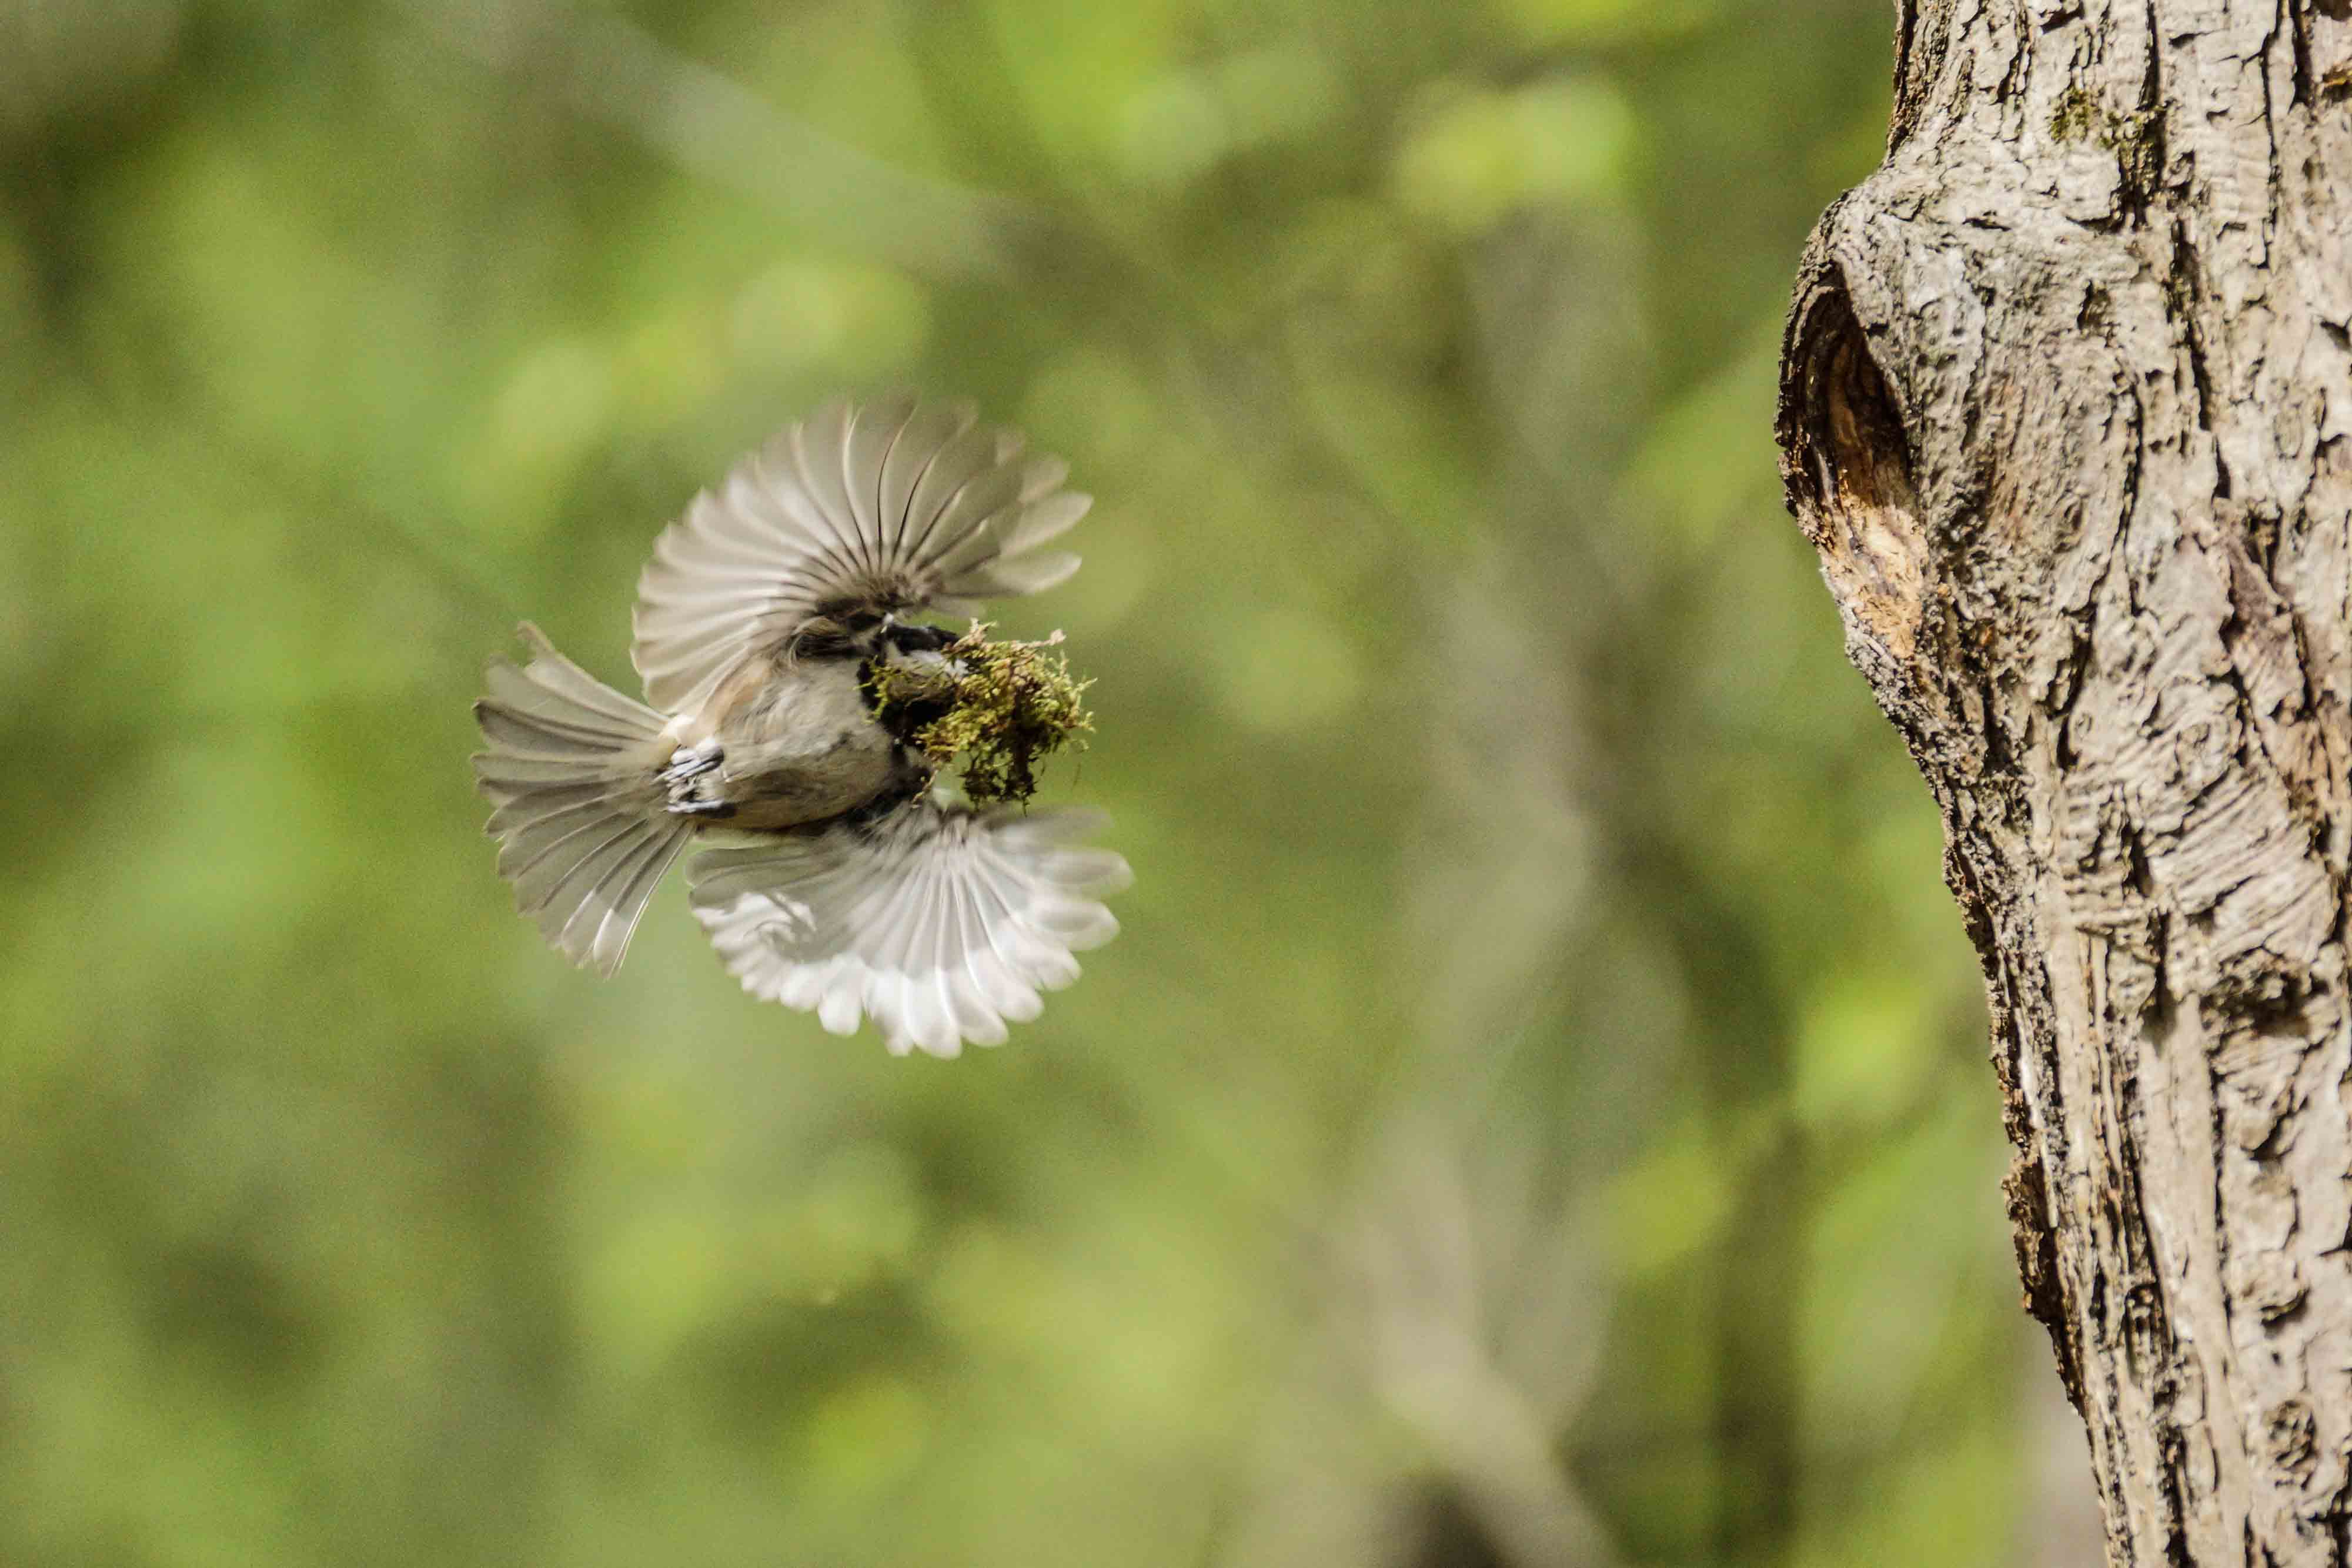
left=1774, top=4, right=2352, bottom=1564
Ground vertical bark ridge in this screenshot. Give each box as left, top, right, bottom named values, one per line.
left=1778, top=3, right=2352, bottom=1563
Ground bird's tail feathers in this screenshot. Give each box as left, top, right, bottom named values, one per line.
left=472, top=624, right=687, bottom=977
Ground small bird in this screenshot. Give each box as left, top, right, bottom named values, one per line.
left=470, top=395, right=1130, bottom=1057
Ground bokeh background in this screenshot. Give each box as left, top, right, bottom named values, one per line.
left=0, top=1, right=2101, bottom=1564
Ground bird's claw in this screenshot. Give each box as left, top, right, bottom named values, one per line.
left=660, top=740, right=730, bottom=818
left=658, top=740, right=723, bottom=788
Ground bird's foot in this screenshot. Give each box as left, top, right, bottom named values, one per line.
left=659, top=740, right=723, bottom=785
left=660, top=741, right=730, bottom=818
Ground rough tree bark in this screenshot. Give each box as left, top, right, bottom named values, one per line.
left=1775, top=3, right=2352, bottom=1564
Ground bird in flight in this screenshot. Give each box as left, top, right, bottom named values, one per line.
left=470, top=395, right=1130, bottom=1057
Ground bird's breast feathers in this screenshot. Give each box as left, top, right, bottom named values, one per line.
left=700, top=657, right=901, bottom=830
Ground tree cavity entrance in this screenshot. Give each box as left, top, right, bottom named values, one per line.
left=1782, top=283, right=1928, bottom=661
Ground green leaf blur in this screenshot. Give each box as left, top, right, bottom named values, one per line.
left=0, top=2, right=2079, bottom=1565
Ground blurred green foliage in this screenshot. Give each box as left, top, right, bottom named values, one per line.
left=0, top=1, right=2054, bottom=1564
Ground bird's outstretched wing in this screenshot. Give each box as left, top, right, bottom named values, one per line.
left=632, top=396, right=1091, bottom=714
left=686, top=803, right=1130, bottom=1057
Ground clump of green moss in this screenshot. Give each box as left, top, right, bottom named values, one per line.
left=867, top=624, right=1094, bottom=805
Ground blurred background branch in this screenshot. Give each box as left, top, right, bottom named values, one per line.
left=390, top=0, right=1038, bottom=283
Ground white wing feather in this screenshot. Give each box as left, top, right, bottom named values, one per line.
left=687, top=803, right=1131, bottom=1057
left=632, top=396, right=1090, bottom=714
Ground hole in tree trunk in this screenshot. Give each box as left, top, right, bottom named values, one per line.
left=1780, top=280, right=1928, bottom=660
